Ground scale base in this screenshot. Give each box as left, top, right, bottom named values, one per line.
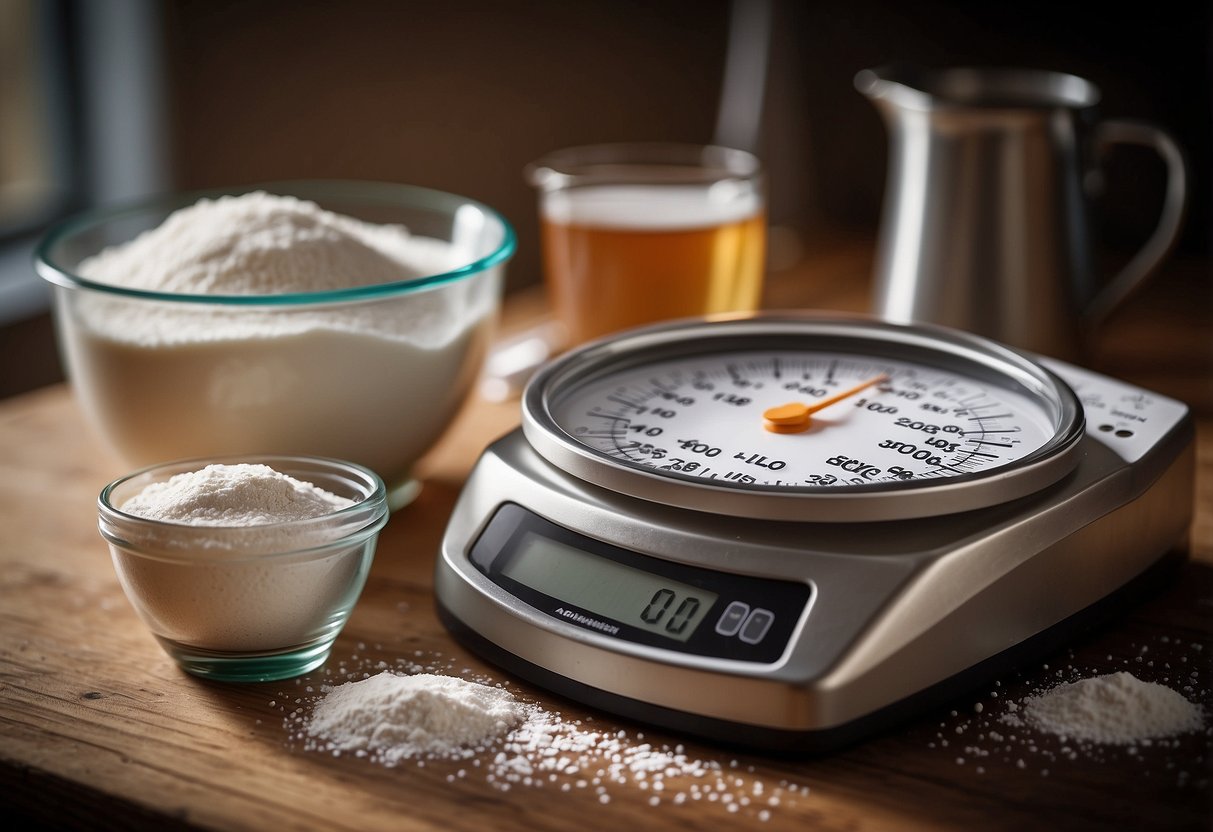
left=440, top=550, right=1184, bottom=753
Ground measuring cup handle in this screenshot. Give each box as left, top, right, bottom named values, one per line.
left=1084, top=119, right=1189, bottom=327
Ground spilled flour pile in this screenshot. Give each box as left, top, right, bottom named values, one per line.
left=1007, top=671, right=1204, bottom=745
left=305, top=673, right=527, bottom=763
left=926, top=637, right=1209, bottom=787
left=280, top=651, right=808, bottom=820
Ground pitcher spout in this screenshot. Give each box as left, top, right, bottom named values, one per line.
left=856, top=65, right=1100, bottom=114
left=854, top=65, right=934, bottom=115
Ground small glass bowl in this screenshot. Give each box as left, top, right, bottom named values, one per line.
left=98, top=455, right=388, bottom=682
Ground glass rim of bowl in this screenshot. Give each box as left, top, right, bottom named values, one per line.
left=524, top=141, right=764, bottom=191
left=98, top=454, right=390, bottom=564
left=35, top=179, right=517, bottom=306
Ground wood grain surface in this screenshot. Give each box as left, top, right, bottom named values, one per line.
left=1, top=240, right=1209, bottom=831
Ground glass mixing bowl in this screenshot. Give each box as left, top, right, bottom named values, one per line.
left=99, top=454, right=389, bottom=682
left=38, top=181, right=515, bottom=508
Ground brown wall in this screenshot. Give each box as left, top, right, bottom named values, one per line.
left=6, top=0, right=1208, bottom=398
left=162, top=0, right=732, bottom=290
left=162, top=0, right=1211, bottom=293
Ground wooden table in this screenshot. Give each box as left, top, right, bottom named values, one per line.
left=2, top=239, right=1210, bottom=831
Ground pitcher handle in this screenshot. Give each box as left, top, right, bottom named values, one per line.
left=1084, top=119, right=1189, bottom=327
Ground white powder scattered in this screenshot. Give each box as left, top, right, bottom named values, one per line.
left=1013, top=672, right=1203, bottom=745
left=110, top=463, right=374, bottom=652
left=283, top=653, right=809, bottom=821
left=306, top=673, right=526, bottom=763
left=64, top=191, right=500, bottom=486
left=121, top=463, right=352, bottom=527
left=928, top=639, right=1210, bottom=792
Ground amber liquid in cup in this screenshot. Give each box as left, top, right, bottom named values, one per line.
left=539, top=182, right=766, bottom=344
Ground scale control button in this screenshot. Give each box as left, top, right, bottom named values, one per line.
left=739, top=608, right=775, bottom=644
left=715, top=601, right=750, bottom=636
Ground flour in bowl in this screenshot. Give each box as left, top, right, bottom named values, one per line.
left=79, top=191, right=455, bottom=295
left=110, top=462, right=376, bottom=652
left=121, top=462, right=352, bottom=526
left=61, top=191, right=501, bottom=487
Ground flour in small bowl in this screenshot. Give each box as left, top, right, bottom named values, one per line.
left=121, top=463, right=352, bottom=527
left=108, top=462, right=378, bottom=652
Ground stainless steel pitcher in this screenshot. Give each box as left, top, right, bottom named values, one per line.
left=857, top=66, right=1188, bottom=359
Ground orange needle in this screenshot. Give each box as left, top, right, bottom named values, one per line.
left=762, top=374, right=889, bottom=434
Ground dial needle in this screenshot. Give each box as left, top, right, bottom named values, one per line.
left=763, top=374, right=889, bottom=434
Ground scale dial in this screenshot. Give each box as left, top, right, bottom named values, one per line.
left=522, top=315, right=1085, bottom=521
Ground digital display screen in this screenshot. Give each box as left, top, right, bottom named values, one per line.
left=500, top=532, right=719, bottom=642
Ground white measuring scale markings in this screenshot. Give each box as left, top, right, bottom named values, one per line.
left=436, top=315, right=1193, bottom=751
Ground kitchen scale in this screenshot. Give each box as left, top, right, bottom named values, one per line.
left=435, top=314, right=1194, bottom=751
